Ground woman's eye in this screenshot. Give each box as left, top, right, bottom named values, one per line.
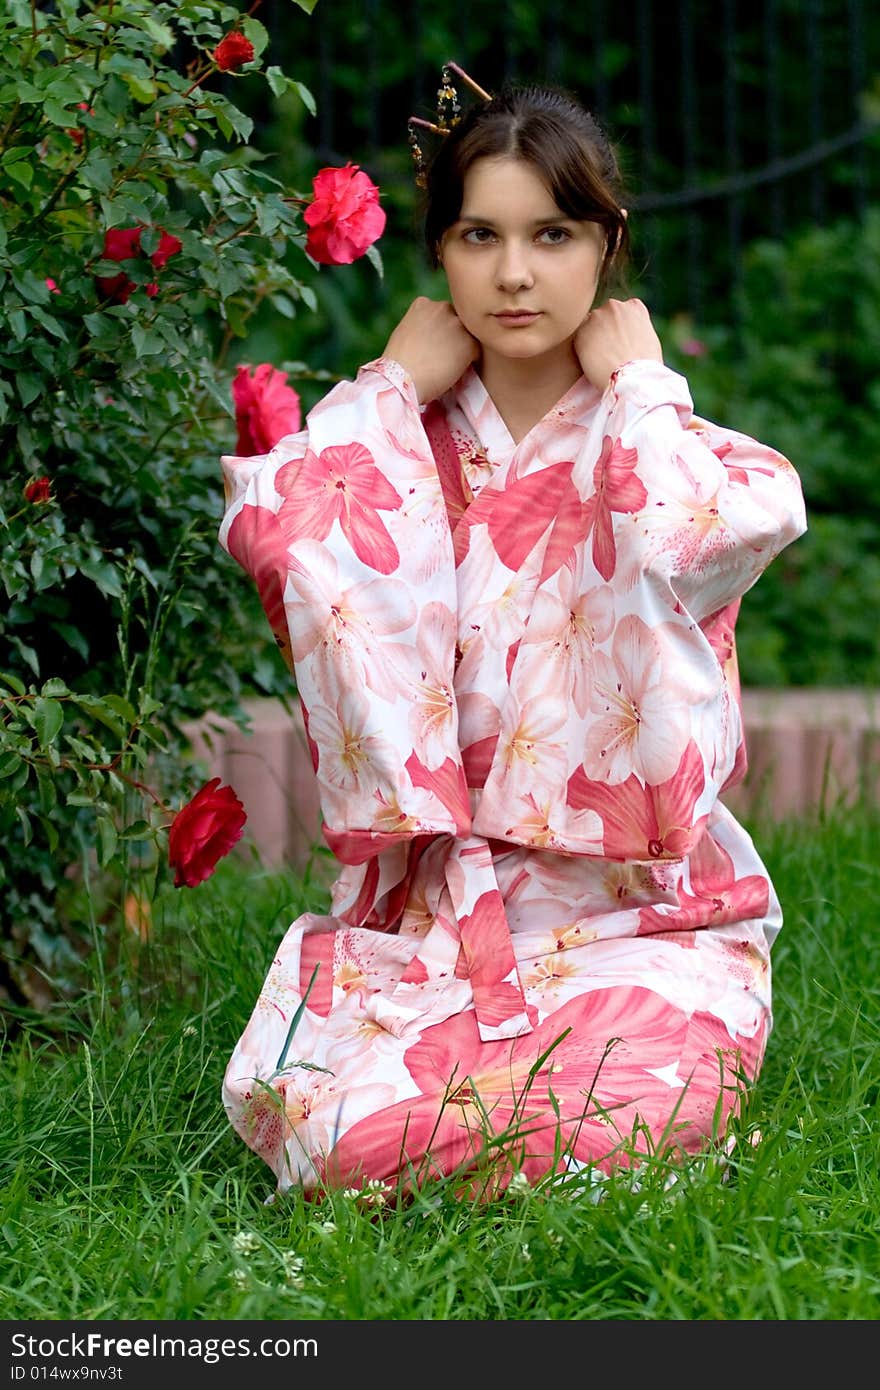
left=539, top=227, right=571, bottom=244
left=463, top=227, right=495, bottom=243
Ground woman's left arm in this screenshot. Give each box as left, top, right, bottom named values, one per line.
left=598, top=355, right=807, bottom=623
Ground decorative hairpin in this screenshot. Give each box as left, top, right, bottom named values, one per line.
left=407, top=61, right=492, bottom=187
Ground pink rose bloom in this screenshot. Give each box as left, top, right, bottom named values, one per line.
left=303, top=164, right=386, bottom=265
left=232, top=363, right=302, bottom=455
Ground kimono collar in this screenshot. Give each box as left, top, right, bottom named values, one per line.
left=452, top=364, right=602, bottom=462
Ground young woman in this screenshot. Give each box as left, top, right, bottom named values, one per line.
left=218, top=79, right=807, bottom=1198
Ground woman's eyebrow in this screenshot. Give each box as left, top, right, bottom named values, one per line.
left=457, top=213, right=571, bottom=226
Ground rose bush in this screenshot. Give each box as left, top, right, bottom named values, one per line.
left=168, top=779, right=247, bottom=887
left=304, top=164, right=387, bottom=265
left=0, top=0, right=387, bottom=1011
left=233, top=363, right=302, bottom=454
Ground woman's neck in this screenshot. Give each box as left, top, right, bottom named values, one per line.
left=476, top=341, right=584, bottom=444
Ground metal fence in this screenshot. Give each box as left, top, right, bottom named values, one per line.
left=272, top=0, right=879, bottom=322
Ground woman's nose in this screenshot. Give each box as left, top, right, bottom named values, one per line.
left=495, top=242, right=535, bottom=291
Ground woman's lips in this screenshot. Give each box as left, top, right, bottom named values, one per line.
left=493, top=310, right=541, bottom=327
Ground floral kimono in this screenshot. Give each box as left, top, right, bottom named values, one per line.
left=217, top=354, right=806, bottom=1196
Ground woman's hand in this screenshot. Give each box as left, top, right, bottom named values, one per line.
left=574, top=297, right=664, bottom=393
left=382, top=297, right=480, bottom=403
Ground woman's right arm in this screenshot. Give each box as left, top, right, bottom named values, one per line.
left=217, top=323, right=475, bottom=865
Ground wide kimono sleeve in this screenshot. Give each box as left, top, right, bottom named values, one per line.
left=604, top=358, right=807, bottom=623
left=218, top=357, right=472, bottom=867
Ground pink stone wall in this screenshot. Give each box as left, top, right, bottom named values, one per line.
left=183, top=689, right=880, bottom=869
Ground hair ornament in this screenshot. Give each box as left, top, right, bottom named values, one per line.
left=407, top=61, right=492, bottom=187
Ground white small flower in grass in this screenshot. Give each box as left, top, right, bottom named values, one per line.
left=520, top=1244, right=531, bottom=1262
left=183, top=1024, right=197, bottom=1038
left=363, top=1178, right=391, bottom=1207
left=320, top=1219, right=337, bottom=1234
left=546, top=1232, right=563, bottom=1250
left=231, top=1268, right=249, bottom=1290
left=507, top=1170, right=531, bottom=1197
left=342, top=1187, right=360, bottom=1200
left=232, top=1230, right=260, bottom=1256
left=281, top=1252, right=305, bottom=1289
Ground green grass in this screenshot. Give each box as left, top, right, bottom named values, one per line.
left=2, top=802, right=879, bottom=1321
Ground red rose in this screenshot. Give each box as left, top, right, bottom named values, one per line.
left=303, top=164, right=387, bottom=266
left=167, top=778, right=247, bottom=888
left=212, top=32, right=255, bottom=72
left=45, top=277, right=60, bottom=294
left=232, top=363, right=302, bottom=455
left=66, top=101, right=95, bottom=147
left=24, top=476, right=52, bottom=505
left=95, top=225, right=183, bottom=304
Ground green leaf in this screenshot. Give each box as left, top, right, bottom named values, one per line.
left=36, top=767, right=57, bottom=816
left=16, top=805, right=32, bottom=847
left=0, top=752, right=24, bottom=780
left=43, top=99, right=76, bottom=127
left=102, top=694, right=137, bottom=724
left=17, top=373, right=43, bottom=408
left=38, top=813, right=60, bottom=854
left=0, top=672, right=26, bottom=695
left=96, top=814, right=118, bottom=867
left=241, top=17, right=270, bottom=59
left=32, top=698, right=64, bottom=747
left=40, top=678, right=70, bottom=698
left=0, top=147, right=33, bottom=167
left=265, top=67, right=289, bottom=99
left=131, top=323, right=164, bottom=358
left=291, top=80, right=317, bottom=117
left=288, top=0, right=321, bottom=14
left=5, top=160, right=33, bottom=191
left=78, top=555, right=123, bottom=597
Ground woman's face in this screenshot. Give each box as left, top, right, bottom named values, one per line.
left=439, top=156, right=606, bottom=365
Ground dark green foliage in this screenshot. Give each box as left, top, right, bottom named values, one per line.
left=0, top=1, right=328, bottom=1004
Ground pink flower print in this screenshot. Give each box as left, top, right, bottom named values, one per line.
left=400, top=601, right=459, bottom=762
left=225, top=503, right=293, bottom=667
left=323, top=987, right=690, bottom=1188
left=582, top=434, right=646, bottom=581
left=583, top=614, right=690, bottom=785
left=405, top=753, right=471, bottom=832
left=280, top=1070, right=395, bottom=1188
left=276, top=440, right=404, bottom=575
left=495, top=695, right=568, bottom=801
left=459, top=534, right=535, bottom=651
left=503, top=791, right=603, bottom=854
left=306, top=688, right=397, bottom=792
left=519, top=574, right=614, bottom=716
left=522, top=953, right=581, bottom=1007
left=484, top=461, right=581, bottom=573
left=285, top=541, right=415, bottom=703
left=568, top=738, right=707, bottom=862
left=639, top=461, right=738, bottom=586
left=457, top=691, right=501, bottom=791
left=639, top=828, right=769, bottom=934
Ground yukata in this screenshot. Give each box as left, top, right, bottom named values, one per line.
left=218, top=354, right=806, bottom=1197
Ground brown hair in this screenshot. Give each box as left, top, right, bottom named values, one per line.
left=421, top=83, right=630, bottom=297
